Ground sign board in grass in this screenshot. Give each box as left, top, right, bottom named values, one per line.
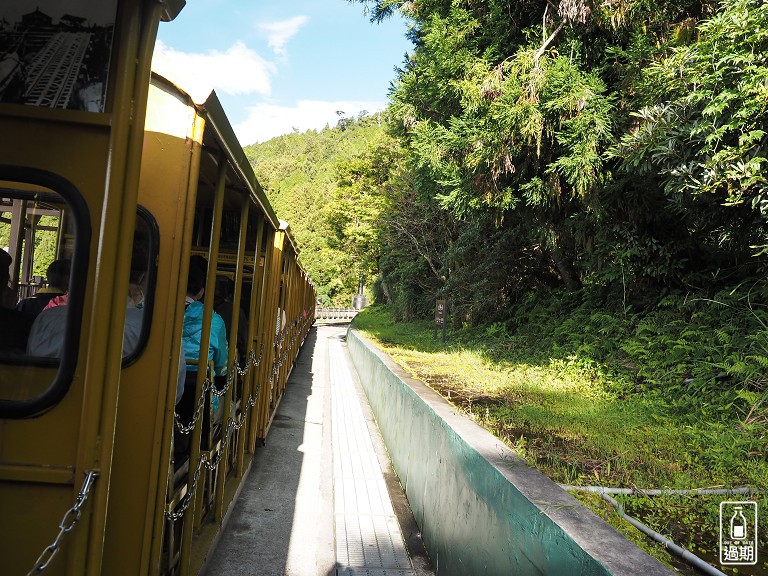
left=434, top=298, right=447, bottom=344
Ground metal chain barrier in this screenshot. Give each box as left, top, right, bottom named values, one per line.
left=174, top=343, right=264, bottom=434
left=30, top=331, right=306, bottom=558
left=166, top=389, right=258, bottom=522
left=249, top=343, right=264, bottom=369
left=27, top=470, right=99, bottom=576
left=165, top=453, right=206, bottom=522
left=174, top=377, right=211, bottom=434
left=167, top=341, right=266, bottom=521
left=167, top=324, right=309, bottom=522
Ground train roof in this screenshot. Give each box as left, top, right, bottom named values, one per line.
left=148, top=71, right=282, bottom=232
left=201, top=90, right=283, bottom=232
left=160, top=0, right=186, bottom=22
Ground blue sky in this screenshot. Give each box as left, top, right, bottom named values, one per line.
left=154, top=0, right=412, bottom=145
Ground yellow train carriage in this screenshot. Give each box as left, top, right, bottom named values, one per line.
left=112, top=73, right=315, bottom=576
left=0, top=2, right=315, bottom=575
left=0, top=2, right=181, bottom=574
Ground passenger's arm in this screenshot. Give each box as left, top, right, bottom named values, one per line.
left=211, top=314, right=229, bottom=376
left=175, top=345, right=186, bottom=404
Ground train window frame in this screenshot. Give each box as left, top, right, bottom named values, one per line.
left=122, top=205, right=159, bottom=367
left=0, top=165, right=91, bottom=419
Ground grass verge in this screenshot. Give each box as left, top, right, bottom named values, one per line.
left=352, top=297, right=768, bottom=575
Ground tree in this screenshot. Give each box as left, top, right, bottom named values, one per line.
left=614, top=0, right=768, bottom=263
left=348, top=0, right=767, bottom=312
left=245, top=113, right=389, bottom=306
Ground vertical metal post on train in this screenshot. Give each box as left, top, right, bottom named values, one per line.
left=246, top=219, right=271, bottom=451
left=179, top=152, right=227, bottom=576
left=238, top=216, right=256, bottom=467
left=254, top=227, right=282, bottom=440
left=251, top=226, right=271, bottom=444
left=239, top=212, right=266, bottom=473
left=279, top=250, right=296, bottom=391
left=214, top=196, right=250, bottom=521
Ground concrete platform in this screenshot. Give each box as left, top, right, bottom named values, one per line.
left=203, top=324, right=434, bottom=576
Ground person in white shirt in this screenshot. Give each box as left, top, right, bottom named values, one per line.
left=27, top=269, right=145, bottom=358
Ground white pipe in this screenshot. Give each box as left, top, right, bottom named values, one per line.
left=562, top=485, right=735, bottom=576
left=560, top=485, right=760, bottom=496
left=599, top=491, right=726, bottom=576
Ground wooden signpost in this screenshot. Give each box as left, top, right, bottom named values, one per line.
left=434, top=298, right=447, bottom=344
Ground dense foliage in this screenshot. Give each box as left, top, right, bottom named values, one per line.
left=354, top=300, right=767, bottom=571
left=344, top=0, right=767, bottom=324
left=244, top=115, right=388, bottom=306
left=243, top=0, right=768, bottom=370
left=1, top=217, right=59, bottom=279
left=244, top=0, right=768, bottom=426
left=244, top=0, right=768, bottom=371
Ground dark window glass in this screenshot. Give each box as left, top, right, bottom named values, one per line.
left=122, top=207, right=158, bottom=364
left=0, top=168, right=90, bottom=418
left=0, top=2, right=118, bottom=112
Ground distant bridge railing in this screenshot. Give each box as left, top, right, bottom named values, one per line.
left=315, top=307, right=359, bottom=322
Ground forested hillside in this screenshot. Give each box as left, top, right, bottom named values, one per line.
left=244, top=0, right=768, bottom=401
left=243, top=0, right=768, bottom=399
left=244, top=114, right=388, bottom=307
left=247, top=0, right=767, bottom=379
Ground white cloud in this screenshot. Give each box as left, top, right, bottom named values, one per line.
left=234, top=100, right=387, bottom=145
left=258, top=16, right=309, bottom=58
left=152, top=40, right=275, bottom=103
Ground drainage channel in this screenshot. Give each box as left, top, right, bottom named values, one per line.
left=329, top=337, right=417, bottom=576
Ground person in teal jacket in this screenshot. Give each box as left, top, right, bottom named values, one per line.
left=182, top=256, right=228, bottom=377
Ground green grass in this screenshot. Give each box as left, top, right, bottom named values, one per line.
left=353, top=299, right=768, bottom=574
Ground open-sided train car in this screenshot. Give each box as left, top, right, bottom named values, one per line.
left=0, top=2, right=315, bottom=575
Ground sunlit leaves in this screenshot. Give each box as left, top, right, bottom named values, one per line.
left=617, top=0, right=768, bottom=224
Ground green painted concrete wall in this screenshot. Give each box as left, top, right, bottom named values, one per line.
left=347, top=328, right=674, bottom=576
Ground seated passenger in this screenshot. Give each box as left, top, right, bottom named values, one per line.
left=122, top=264, right=146, bottom=357
left=214, top=276, right=248, bottom=364
left=42, top=293, right=68, bottom=310
left=25, top=303, right=67, bottom=357
left=27, top=235, right=147, bottom=358
left=0, top=249, right=33, bottom=351
left=182, top=258, right=228, bottom=380
left=275, top=307, right=286, bottom=337
left=176, top=258, right=228, bottom=442
left=0, top=249, right=16, bottom=309
left=16, top=259, right=70, bottom=318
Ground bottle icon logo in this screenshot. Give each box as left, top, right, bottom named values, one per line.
left=730, top=506, right=747, bottom=540
left=720, top=501, right=758, bottom=565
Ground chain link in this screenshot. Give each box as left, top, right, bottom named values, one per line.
left=166, top=323, right=310, bottom=523
left=174, top=377, right=211, bottom=434
left=28, top=328, right=306, bottom=567
left=250, top=343, right=264, bottom=368
left=27, top=470, right=99, bottom=576
left=166, top=454, right=205, bottom=522
left=174, top=343, right=265, bottom=434
left=166, top=388, right=258, bottom=522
